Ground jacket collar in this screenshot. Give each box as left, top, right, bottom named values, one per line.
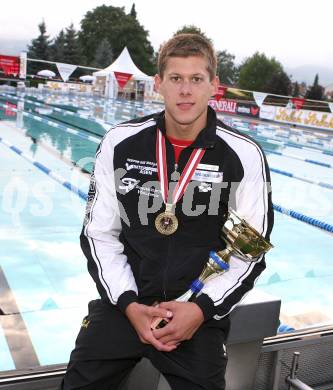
left=155, top=105, right=217, bottom=149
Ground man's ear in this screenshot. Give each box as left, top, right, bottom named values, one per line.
left=154, top=74, right=162, bottom=93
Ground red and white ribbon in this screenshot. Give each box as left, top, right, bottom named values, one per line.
left=156, top=129, right=205, bottom=206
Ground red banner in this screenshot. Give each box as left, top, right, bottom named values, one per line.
left=114, top=71, right=132, bottom=89
left=5, top=102, right=17, bottom=116
left=291, top=97, right=305, bottom=110
left=0, top=55, right=20, bottom=76
left=209, top=98, right=237, bottom=113
left=215, top=85, right=227, bottom=101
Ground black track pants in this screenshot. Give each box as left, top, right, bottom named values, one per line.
left=61, top=300, right=228, bottom=390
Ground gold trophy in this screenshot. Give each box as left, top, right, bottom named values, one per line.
left=151, top=208, right=273, bottom=330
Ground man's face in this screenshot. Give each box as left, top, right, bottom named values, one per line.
left=155, top=56, right=218, bottom=129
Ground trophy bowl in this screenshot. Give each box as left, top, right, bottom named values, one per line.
left=221, top=208, right=273, bottom=261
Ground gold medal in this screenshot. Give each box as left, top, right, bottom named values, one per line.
left=155, top=210, right=178, bottom=235
left=155, top=129, right=205, bottom=236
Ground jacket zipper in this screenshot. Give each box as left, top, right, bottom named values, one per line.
left=162, top=234, right=175, bottom=301
left=161, top=138, right=178, bottom=301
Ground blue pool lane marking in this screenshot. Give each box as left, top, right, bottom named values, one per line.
left=0, top=92, right=115, bottom=127
left=273, top=204, right=333, bottom=233
left=270, top=168, right=333, bottom=190
left=2, top=101, right=333, bottom=192
left=1, top=135, right=333, bottom=234
left=267, top=149, right=333, bottom=169
left=7, top=92, right=333, bottom=169
left=0, top=136, right=87, bottom=201
left=0, top=102, right=101, bottom=144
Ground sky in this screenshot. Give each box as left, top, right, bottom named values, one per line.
left=1, top=0, right=333, bottom=73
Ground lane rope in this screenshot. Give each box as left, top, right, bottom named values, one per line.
left=1, top=135, right=333, bottom=234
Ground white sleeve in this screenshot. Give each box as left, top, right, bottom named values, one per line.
left=80, top=135, right=138, bottom=308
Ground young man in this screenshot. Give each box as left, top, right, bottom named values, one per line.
left=62, top=34, right=273, bottom=389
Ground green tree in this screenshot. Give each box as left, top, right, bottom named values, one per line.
left=216, top=50, right=238, bottom=85
left=79, top=5, right=155, bottom=74
left=238, top=52, right=287, bottom=93
left=51, top=30, right=66, bottom=62
left=293, top=81, right=300, bottom=97
left=27, top=21, right=52, bottom=75
left=64, top=23, right=83, bottom=65
left=130, top=3, right=137, bottom=18
left=264, top=70, right=291, bottom=95
left=174, top=25, right=211, bottom=42
left=94, top=38, right=113, bottom=68
left=306, top=74, right=324, bottom=100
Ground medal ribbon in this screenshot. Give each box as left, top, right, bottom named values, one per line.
left=156, top=129, right=205, bottom=207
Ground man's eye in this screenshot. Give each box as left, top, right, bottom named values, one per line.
left=192, top=77, right=203, bottom=83
left=170, top=76, right=180, bottom=82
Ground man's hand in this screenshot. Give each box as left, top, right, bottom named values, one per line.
left=125, top=302, right=175, bottom=352
left=152, top=301, right=204, bottom=346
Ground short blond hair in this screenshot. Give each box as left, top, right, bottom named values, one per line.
left=158, top=33, right=217, bottom=80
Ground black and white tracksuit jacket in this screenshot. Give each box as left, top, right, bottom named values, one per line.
left=81, top=106, right=274, bottom=323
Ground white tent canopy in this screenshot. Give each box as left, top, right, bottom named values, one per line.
left=93, top=47, right=151, bottom=80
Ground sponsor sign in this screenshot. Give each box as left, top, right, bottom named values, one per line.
left=209, top=98, right=237, bottom=114
left=192, top=170, right=223, bottom=183
left=56, top=63, right=77, bottom=82
left=215, top=85, right=227, bottom=101
left=5, top=102, right=17, bottom=116
left=19, top=52, right=27, bottom=79
left=114, top=71, right=132, bottom=89
left=236, top=102, right=260, bottom=118
left=291, top=97, right=305, bottom=110
left=0, top=55, right=19, bottom=77
left=274, top=107, right=333, bottom=130
left=260, top=105, right=277, bottom=120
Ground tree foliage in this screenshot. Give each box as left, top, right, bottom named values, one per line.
left=238, top=52, right=290, bottom=94
left=216, top=50, right=238, bottom=85
left=173, top=25, right=212, bottom=42
left=306, top=74, right=324, bottom=100
left=79, top=5, right=155, bottom=74
left=94, top=38, right=113, bottom=68
left=130, top=3, right=137, bottom=18
left=51, top=30, right=66, bottom=63
left=265, top=70, right=291, bottom=95
left=292, top=81, right=300, bottom=97
left=27, top=21, right=53, bottom=75
left=63, top=24, right=83, bottom=65
left=27, top=21, right=52, bottom=60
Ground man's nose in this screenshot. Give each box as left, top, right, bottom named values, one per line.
left=179, top=80, right=192, bottom=95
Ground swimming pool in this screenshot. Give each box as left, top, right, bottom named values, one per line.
left=1, top=88, right=332, bottom=373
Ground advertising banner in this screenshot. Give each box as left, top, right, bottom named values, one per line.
left=209, top=98, right=237, bottom=114
left=215, top=85, right=227, bottom=101
left=291, top=97, right=305, bottom=110
left=0, top=55, right=20, bottom=76
left=5, top=102, right=17, bottom=116
left=19, top=52, right=27, bottom=79
left=274, top=107, right=333, bottom=131
left=260, top=105, right=277, bottom=120
left=56, top=63, right=77, bottom=82
left=114, top=71, right=132, bottom=89
left=236, top=102, right=260, bottom=118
